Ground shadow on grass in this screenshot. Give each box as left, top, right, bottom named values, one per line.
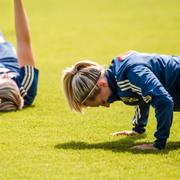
left=0, top=105, right=36, bottom=116
left=54, top=135, right=180, bottom=154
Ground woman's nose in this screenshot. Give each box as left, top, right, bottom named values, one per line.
left=1, top=73, right=10, bottom=79
left=102, top=103, right=110, bottom=108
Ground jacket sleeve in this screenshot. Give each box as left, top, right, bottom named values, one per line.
left=127, top=65, right=174, bottom=149
left=132, top=104, right=150, bottom=134
left=13, top=65, right=39, bottom=106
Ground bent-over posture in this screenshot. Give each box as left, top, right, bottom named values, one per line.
left=63, top=50, right=180, bottom=150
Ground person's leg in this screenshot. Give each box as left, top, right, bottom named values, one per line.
left=173, top=74, right=180, bottom=111
left=0, top=32, right=5, bottom=43
left=0, top=32, right=19, bottom=71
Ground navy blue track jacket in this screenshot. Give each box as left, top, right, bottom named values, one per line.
left=106, top=50, right=180, bottom=149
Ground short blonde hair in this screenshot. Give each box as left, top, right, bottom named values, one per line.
left=62, top=60, right=105, bottom=112
left=0, top=79, right=24, bottom=111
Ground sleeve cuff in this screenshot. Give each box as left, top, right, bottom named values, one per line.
left=132, top=127, right=146, bottom=134
left=153, top=139, right=167, bottom=150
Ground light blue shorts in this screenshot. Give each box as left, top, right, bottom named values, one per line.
left=0, top=32, right=17, bottom=59
left=0, top=32, right=19, bottom=72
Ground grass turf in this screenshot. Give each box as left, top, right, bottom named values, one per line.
left=0, top=0, right=180, bottom=179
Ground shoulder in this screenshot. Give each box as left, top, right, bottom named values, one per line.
left=116, top=50, right=137, bottom=61
left=111, top=50, right=147, bottom=67
left=109, top=50, right=145, bottom=74
left=18, top=65, right=39, bottom=77
left=13, top=65, right=39, bottom=106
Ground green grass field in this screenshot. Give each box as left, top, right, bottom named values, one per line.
left=0, top=0, right=180, bottom=179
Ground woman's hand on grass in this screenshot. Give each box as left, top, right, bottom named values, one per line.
left=131, top=144, right=158, bottom=150
left=112, top=130, right=139, bottom=136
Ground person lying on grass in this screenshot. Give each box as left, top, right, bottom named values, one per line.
left=0, top=0, right=38, bottom=111
left=62, top=50, right=180, bottom=150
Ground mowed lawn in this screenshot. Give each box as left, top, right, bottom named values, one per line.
left=0, top=0, right=180, bottom=179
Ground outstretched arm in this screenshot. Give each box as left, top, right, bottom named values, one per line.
left=14, top=0, right=35, bottom=67
left=112, top=104, right=149, bottom=136
left=127, top=65, right=174, bottom=150
left=132, top=104, right=150, bottom=134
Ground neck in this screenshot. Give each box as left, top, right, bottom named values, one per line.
left=103, top=76, right=113, bottom=98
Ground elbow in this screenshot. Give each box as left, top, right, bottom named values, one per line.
left=160, top=96, right=174, bottom=111
left=17, top=39, right=31, bottom=48
left=152, top=95, right=174, bottom=111
left=164, top=97, right=174, bottom=110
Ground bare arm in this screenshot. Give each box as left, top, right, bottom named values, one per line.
left=14, top=0, right=35, bottom=67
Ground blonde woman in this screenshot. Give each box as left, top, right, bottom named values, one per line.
left=63, top=50, right=180, bottom=150
left=0, top=0, right=38, bottom=111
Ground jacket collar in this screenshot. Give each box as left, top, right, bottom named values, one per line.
left=105, top=69, right=120, bottom=103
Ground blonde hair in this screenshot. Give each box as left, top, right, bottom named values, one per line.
left=62, top=60, right=105, bottom=112
left=0, top=79, right=24, bottom=111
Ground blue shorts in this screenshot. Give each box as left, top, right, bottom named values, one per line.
left=0, top=32, right=19, bottom=73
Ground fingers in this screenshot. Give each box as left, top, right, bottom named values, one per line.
left=112, top=131, right=125, bottom=136
left=112, top=130, right=138, bottom=136
left=130, top=144, right=158, bottom=150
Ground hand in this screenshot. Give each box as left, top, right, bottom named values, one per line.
left=131, top=144, right=158, bottom=150
left=112, top=130, right=139, bottom=136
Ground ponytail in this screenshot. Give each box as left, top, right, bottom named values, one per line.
left=62, top=60, right=105, bottom=112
